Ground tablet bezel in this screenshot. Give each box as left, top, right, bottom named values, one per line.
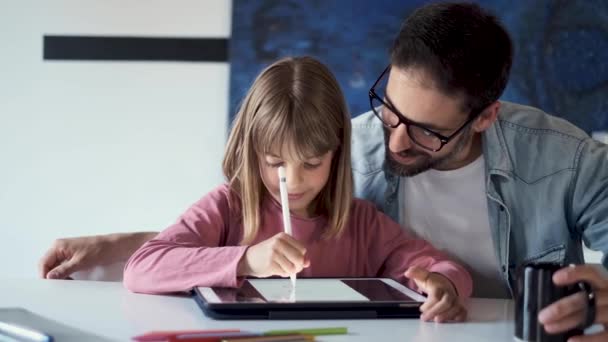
left=195, top=277, right=425, bottom=310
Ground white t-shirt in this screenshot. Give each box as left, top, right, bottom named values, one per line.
left=399, top=155, right=510, bottom=298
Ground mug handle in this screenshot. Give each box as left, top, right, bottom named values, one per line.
left=577, top=281, right=596, bottom=329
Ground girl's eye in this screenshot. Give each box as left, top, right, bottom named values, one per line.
left=304, top=162, right=321, bottom=169
left=265, top=161, right=283, bottom=168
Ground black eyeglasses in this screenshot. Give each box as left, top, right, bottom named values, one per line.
left=369, top=65, right=483, bottom=152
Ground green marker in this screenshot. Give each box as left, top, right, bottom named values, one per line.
left=264, top=327, right=348, bottom=336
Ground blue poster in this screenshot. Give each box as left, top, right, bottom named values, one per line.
left=230, top=0, right=608, bottom=133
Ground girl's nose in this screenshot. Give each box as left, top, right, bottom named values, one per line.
left=285, top=165, right=304, bottom=188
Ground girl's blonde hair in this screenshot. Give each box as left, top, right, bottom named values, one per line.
left=222, top=56, right=353, bottom=244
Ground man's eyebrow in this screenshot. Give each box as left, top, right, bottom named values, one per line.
left=384, top=92, right=453, bottom=132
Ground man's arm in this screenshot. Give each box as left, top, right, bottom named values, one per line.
left=570, top=138, right=608, bottom=268
left=39, top=231, right=158, bottom=279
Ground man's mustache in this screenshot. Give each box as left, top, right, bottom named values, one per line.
left=393, top=149, right=429, bottom=159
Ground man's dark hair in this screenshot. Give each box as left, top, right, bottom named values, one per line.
left=390, top=2, right=513, bottom=116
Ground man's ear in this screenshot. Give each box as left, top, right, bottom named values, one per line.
left=472, top=101, right=500, bottom=133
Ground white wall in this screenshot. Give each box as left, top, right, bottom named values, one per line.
left=0, top=0, right=602, bottom=280
left=0, top=0, right=232, bottom=278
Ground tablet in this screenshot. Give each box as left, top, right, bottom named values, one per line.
left=193, top=278, right=425, bottom=320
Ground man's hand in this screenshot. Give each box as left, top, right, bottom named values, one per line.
left=38, top=232, right=157, bottom=279
left=405, top=267, right=467, bottom=323
left=538, top=264, right=608, bottom=342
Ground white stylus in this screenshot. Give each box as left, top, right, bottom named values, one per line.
left=278, top=166, right=296, bottom=288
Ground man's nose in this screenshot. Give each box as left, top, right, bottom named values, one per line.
left=388, top=124, right=414, bottom=153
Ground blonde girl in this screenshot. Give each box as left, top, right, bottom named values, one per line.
left=124, top=56, right=472, bottom=323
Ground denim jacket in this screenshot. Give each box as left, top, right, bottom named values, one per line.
left=351, top=101, right=608, bottom=295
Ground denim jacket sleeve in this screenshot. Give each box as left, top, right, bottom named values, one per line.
left=351, top=111, right=390, bottom=211
left=570, top=138, right=608, bottom=267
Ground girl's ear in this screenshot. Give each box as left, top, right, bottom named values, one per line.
left=472, top=101, right=500, bottom=133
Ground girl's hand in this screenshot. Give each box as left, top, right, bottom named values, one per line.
left=405, top=267, right=467, bottom=323
left=238, top=232, right=310, bottom=278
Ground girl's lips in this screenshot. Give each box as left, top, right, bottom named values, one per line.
left=288, top=193, right=305, bottom=200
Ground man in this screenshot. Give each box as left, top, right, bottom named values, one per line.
left=39, top=2, right=608, bottom=338
left=352, top=2, right=608, bottom=298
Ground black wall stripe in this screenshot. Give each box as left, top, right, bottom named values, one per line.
left=43, top=35, right=228, bottom=62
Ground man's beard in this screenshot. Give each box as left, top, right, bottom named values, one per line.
left=383, top=126, right=472, bottom=177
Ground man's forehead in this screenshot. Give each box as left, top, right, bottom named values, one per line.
left=386, top=67, right=468, bottom=128
left=389, top=66, right=436, bottom=89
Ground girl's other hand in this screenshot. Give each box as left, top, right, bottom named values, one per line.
left=406, top=267, right=468, bottom=323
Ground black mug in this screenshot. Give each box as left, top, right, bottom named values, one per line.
left=514, top=262, right=596, bottom=342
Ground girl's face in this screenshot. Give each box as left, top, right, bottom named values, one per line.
left=259, top=148, right=334, bottom=218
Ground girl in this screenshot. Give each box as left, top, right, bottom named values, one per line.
left=124, top=56, right=472, bottom=322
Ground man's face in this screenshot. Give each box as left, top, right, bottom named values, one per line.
left=381, top=67, right=476, bottom=176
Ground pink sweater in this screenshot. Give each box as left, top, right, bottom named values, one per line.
left=124, top=184, right=472, bottom=298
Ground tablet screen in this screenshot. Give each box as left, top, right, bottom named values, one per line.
left=199, top=278, right=425, bottom=304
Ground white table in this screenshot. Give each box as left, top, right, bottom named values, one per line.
left=0, top=278, right=517, bottom=342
